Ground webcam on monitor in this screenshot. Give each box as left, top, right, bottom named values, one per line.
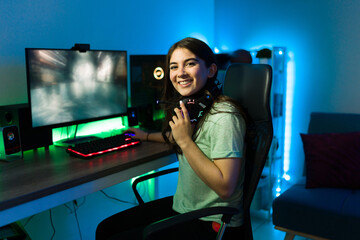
left=71, top=43, right=90, bottom=52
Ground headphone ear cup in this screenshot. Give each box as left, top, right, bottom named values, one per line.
left=178, top=94, right=213, bottom=123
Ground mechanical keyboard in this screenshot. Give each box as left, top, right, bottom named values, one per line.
left=66, top=132, right=141, bottom=159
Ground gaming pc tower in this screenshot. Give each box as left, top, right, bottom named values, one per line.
left=130, top=55, right=167, bottom=131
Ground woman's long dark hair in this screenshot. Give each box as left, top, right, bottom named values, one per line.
left=161, top=37, right=247, bottom=153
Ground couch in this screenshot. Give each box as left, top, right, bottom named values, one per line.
left=272, top=112, right=360, bottom=240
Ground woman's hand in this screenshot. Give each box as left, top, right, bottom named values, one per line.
left=169, top=101, right=193, bottom=149
left=169, top=101, right=242, bottom=199
left=126, top=128, right=167, bottom=143
left=125, top=127, right=147, bottom=141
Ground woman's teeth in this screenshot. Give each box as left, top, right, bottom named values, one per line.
left=179, top=80, right=192, bottom=85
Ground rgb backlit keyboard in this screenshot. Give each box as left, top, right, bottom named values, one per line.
left=66, top=133, right=141, bottom=159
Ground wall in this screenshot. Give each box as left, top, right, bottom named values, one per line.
left=214, top=0, right=360, bottom=182
left=0, top=0, right=215, bottom=106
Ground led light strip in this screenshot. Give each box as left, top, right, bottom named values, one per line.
left=67, top=141, right=141, bottom=158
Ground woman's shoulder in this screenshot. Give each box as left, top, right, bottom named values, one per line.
left=211, top=100, right=238, bottom=113
left=206, top=101, right=243, bottom=123
left=205, top=101, right=246, bottom=133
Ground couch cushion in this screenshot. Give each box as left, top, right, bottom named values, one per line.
left=272, top=178, right=360, bottom=239
left=300, top=132, right=360, bottom=189
left=341, top=189, right=360, bottom=218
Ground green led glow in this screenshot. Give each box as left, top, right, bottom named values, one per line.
left=131, top=171, right=156, bottom=202
left=153, top=109, right=165, bottom=121
left=52, top=116, right=130, bottom=143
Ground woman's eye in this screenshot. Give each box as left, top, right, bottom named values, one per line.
left=187, top=61, right=196, bottom=66
left=170, top=65, right=177, bottom=70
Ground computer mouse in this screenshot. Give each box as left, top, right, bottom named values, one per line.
left=124, top=131, right=135, bottom=137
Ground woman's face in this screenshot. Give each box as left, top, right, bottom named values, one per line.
left=169, top=48, right=215, bottom=97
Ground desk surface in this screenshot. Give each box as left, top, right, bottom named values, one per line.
left=0, top=142, right=175, bottom=225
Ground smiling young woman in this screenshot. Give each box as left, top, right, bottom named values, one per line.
left=96, top=37, right=247, bottom=240
left=168, top=47, right=217, bottom=97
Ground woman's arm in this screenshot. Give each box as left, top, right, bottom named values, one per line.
left=127, top=128, right=170, bottom=143
left=169, top=101, right=243, bottom=199
left=180, top=140, right=242, bottom=199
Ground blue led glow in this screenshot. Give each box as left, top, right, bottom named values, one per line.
left=283, top=173, right=291, bottom=181
left=283, top=51, right=295, bottom=178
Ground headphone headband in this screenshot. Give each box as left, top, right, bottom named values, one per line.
left=178, top=78, right=223, bottom=123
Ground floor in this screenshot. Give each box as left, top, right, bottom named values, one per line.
left=251, top=210, right=308, bottom=240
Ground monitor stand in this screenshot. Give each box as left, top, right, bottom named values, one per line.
left=54, top=135, right=101, bottom=147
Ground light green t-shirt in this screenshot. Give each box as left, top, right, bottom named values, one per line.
left=173, top=101, right=246, bottom=227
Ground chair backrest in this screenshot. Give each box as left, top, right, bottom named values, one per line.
left=223, top=63, right=273, bottom=239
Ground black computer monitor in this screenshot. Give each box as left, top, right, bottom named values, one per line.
left=25, top=48, right=128, bottom=130
left=130, top=54, right=166, bottom=131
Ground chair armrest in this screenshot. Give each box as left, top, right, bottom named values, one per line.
left=132, top=167, right=179, bottom=204
left=143, top=206, right=239, bottom=239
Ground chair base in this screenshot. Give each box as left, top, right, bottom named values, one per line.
left=274, top=226, right=329, bottom=240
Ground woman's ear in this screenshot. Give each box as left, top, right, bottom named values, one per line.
left=208, top=63, right=217, bottom=78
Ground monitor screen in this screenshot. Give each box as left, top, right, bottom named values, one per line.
left=26, top=48, right=128, bottom=128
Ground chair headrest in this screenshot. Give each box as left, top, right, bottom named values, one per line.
left=223, top=63, right=272, bottom=122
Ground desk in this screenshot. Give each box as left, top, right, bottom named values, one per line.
left=0, top=142, right=176, bottom=227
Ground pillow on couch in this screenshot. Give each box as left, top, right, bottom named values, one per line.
left=300, top=132, right=360, bottom=189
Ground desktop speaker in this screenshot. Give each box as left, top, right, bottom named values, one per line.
left=0, top=105, right=20, bottom=127
left=0, top=104, right=52, bottom=151
left=127, top=107, right=139, bottom=127
left=0, top=125, right=22, bottom=161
